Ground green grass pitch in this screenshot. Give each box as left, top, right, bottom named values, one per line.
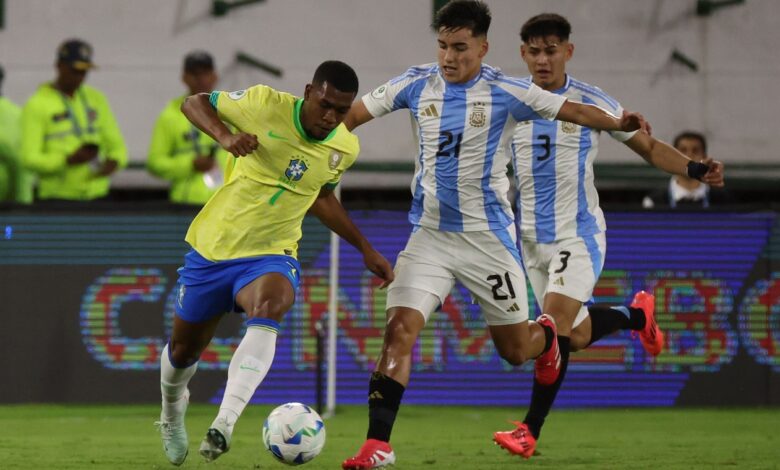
left=0, top=405, right=777, bottom=469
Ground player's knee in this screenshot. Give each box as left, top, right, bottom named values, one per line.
left=383, top=318, right=418, bottom=354
left=247, top=297, right=291, bottom=321
left=169, top=342, right=200, bottom=368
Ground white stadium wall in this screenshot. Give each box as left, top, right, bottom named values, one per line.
left=1, top=0, right=777, bottom=187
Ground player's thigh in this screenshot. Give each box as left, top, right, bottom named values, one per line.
left=455, top=229, right=529, bottom=326
left=545, top=233, right=606, bottom=304
left=174, top=250, right=239, bottom=324
left=520, top=238, right=556, bottom=313
left=234, top=255, right=301, bottom=322
left=542, top=292, right=584, bottom=335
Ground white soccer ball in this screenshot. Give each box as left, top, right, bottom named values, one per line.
left=262, top=402, right=326, bottom=465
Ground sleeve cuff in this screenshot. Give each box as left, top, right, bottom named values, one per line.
left=209, top=91, right=220, bottom=110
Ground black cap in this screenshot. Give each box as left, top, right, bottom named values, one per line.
left=183, top=50, right=215, bottom=73
left=57, top=39, right=94, bottom=71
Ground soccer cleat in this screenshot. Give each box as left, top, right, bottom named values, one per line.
left=534, top=314, right=561, bottom=386
left=199, top=419, right=232, bottom=462
left=342, top=438, right=396, bottom=469
left=155, top=389, right=190, bottom=466
left=630, top=291, right=664, bottom=356
left=493, top=421, right=537, bottom=459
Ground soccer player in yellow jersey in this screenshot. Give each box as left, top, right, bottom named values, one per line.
left=155, top=60, right=394, bottom=466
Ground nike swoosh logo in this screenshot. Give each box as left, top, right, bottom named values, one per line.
left=267, top=130, right=288, bottom=140
left=239, top=365, right=261, bottom=372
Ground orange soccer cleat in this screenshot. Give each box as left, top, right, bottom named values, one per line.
left=534, top=314, right=561, bottom=386
left=493, top=421, right=537, bottom=459
left=342, top=438, right=396, bottom=469
left=630, top=291, right=664, bottom=356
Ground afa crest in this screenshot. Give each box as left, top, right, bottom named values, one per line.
left=469, top=102, right=487, bottom=127
left=285, top=158, right=309, bottom=181
left=561, top=121, right=579, bottom=134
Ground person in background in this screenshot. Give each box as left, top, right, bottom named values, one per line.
left=642, top=131, right=729, bottom=208
left=20, top=39, right=126, bottom=201
left=0, top=65, right=34, bottom=203
left=147, top=51, right=229, bottom=204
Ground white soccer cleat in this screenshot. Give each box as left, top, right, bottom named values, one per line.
left=155, top=389, right=190, bottom=466
left=199, top=417, right=232, bottom=462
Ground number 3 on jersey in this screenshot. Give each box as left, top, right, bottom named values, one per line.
left=536, top=134, right=551, bottom=161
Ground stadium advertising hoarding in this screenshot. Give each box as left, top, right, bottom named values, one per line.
left=0, top=211, right=777, bottom=406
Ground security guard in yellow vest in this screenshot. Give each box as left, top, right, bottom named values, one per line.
left=20, top=39, right=127, bottom=201
left=0, top=64, right=34, bottom=203
left=147, top=51, right=228, bottom=204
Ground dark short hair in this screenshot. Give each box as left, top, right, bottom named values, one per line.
left=312, top=60, right=359, bottom=94
left=183, top=50, right=215, bottom=73
left=673, top=131, right=708, bottom=154
left=520, top=13, right=572, bottom=43
left=432, top=0, right=491, bottom=37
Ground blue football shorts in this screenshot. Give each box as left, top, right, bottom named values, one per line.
left=174, top=249, right=302, bottom=323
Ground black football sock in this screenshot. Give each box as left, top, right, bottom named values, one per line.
left=366, top=371, right=405, bottom=442
left=541, top=321, right=555, bottom=353
left=523, top=336, right=571, bottom=440
left=586, top=304, right=646, bottom=346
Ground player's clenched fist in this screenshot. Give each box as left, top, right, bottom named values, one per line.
left=220, top=132, right=259, bottom=157
left=620, top=110, right=651, bottom=134
left=700, top=157, right=725, bottom=188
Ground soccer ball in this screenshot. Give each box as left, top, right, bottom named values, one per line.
left=262, top=402, right=326, bottom=465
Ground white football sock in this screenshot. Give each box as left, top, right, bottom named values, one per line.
left=160, top=343, right=198, bottom=422
left=212, top=320, right=279, bottom=433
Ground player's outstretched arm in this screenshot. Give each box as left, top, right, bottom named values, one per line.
left=309, top=188, right=394, bottom=288
left=625, top=132, right=725, bottom=187
left=343, top=100, right=375, bottom=132
left=556, top=101, right=648, bottom=134
left=181, top=93, right=258, bottom=157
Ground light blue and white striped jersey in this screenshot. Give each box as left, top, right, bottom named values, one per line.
left=511, top=75, right=636, bottom=242
left=363, top=63, right=566, bottom=232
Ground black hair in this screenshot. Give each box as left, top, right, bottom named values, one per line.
left=520, top=13, right=572, bottom=43
left=673, top=131, right=708, bottom=154
left=312, top=60, right=359, bottom=94
left=432, top=0, right=491, bottom=37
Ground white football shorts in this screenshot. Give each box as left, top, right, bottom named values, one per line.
left=386, top=225, right=528, bottom=326
left=520, top=233, right=606, bottom=328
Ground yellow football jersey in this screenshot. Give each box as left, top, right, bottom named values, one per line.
left=185, top=85, right=359, bottom=261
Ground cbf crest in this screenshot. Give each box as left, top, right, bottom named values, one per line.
left=285, top=158, right=309, bottom=181
left=469, top=102, right=486, bottom=128
left=328, top=151, right=343, bottom=170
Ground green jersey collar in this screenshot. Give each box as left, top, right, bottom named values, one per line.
left=293, top=99, right=337, bottom=143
